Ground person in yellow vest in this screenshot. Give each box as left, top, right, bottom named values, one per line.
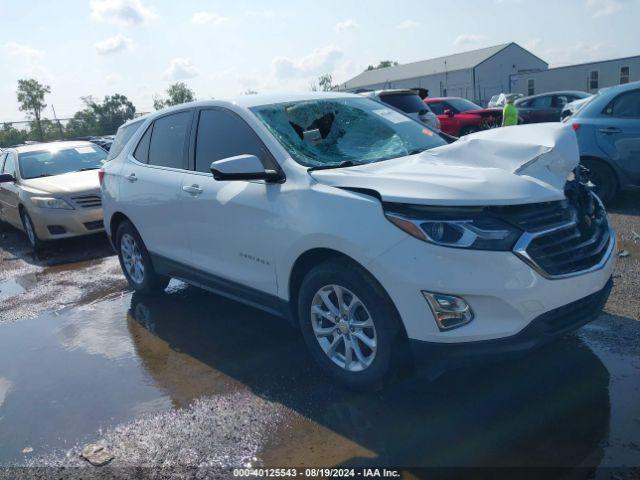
left=502, top=94, right=519, bottom=127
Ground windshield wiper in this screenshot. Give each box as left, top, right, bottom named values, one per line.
left=307, top=160, right=361, bottom=172
left=80, top=167, right=100, bottom=171
left=406, top=147, right=430, bottom=156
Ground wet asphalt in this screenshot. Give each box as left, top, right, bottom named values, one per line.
left=0, top=193, right=639, bottom=479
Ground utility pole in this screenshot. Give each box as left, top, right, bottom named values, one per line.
left=51, top=105, right=64, bottom=140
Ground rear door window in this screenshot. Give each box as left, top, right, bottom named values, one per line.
left=106, top=121, right=142, bottom=161
left=194, top=109, right=275, bottom=174
left=530, top=96, right=552, bottom=108
left=380, top=94, right=427, bottom=114
left=148, top=111, right=192, bottom=169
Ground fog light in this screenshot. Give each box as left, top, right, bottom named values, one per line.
left=422, top=292, right=474, bottom=330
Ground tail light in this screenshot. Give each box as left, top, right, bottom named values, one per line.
left=572, top=123, right=581, bottom=131
left=98, top=169, right=105, bottom=186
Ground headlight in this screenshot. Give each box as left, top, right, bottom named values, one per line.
left=31, top=197, right=74, bottom=210
left=385, top=205, right=521, bottom=251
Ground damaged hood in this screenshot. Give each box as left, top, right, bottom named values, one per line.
left=309, top=123, right=579, bottom=206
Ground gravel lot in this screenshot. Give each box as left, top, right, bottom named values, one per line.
left=0, top=192, right=638, bottom=479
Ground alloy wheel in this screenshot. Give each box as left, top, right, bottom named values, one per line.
left=310, top=284, right=377, bottom=372
left=23, top=214, right=36, bottom=248
left=121, top=233, right=145, bottom=284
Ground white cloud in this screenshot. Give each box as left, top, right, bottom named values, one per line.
left=272, top=45, right=344, bottom=79
left=245, top=10, right=275, bottom=19
left=95, top=34, right=132, bottom=55
left=335, top=19, right=359, bottom=32
left=586, top=0, right=624, bottom=17
left=454, top=33, right=487, bottom=46
left=397, top=20, right=420, bottom=29
left=191, top=11, right=229, bottom=25
left=162, top=57, right=198, bottom=81
left=544, top=41, right=612, bottom=66
left=524, top=38, right=542, bottom=51
left=3, top=42, right=44, bottom=61
left=90, top=0, right=157, bottom=27
left=105, top=72, right=123, bottom=85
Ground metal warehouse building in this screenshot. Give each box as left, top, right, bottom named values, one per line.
left=339, top=42, right=639, bottom=105
left=338, top=43, right=548, bottom=104
left=509, top=55, right=640, bottom=96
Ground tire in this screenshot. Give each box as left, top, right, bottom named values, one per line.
left=459, top=126, right=480, bottom=136
left=20, top=210, right=42, bottom=251
left=115, top=220, right=169, bottom=295
left=581, top=158, right=618, bottom=204
left=297, top=260, right=403, bottom=390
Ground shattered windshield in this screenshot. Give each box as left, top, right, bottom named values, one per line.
left=251, top=98, right=446, bottom=167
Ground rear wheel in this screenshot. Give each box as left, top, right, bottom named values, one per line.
left=116, top=220, right=169, bottom=295
left=297, top=260, right=402, bottom=389
left=581, top=158, right=618, bottom=204
left=20, top=210, right=42, bottom=251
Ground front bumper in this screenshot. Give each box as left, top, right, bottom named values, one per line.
left=409, top=277, right=612, bottom=378
left=367, top=230, right=616, bottom=343
left=28, top=206, right=104, bottom=240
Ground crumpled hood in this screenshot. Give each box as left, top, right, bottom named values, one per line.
left=21, top=170, right=100, bottom=196
left=309, top=123, right=579, bottom=206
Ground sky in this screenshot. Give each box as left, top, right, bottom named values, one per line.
left=0, top=0, right=639, bottom=121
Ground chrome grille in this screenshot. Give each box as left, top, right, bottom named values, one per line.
left=71, top=194, right=102, bottom=209
left=510, top=195, right=612, bottom=278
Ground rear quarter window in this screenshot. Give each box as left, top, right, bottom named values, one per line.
left=106, top=121, right=143, bottom=161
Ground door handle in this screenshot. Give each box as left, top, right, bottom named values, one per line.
left=125, top=173, right=138, bottom=182
left=599, top=127, right=622, bottom=134
left=182, top=184, right=203, bottom=195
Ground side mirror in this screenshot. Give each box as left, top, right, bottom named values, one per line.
left=444, top=109, right=454, bottom=118
left=0, top=173, right=15, bottom=184
left=210, top=154, right=283, bottom=183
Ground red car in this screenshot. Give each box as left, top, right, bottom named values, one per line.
left=424, top=97, right=503, bottom=137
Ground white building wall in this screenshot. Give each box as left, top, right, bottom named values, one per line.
left=510, top=56, right=640, bottom=95
left=343, top=69, right=475, bottom=98
left=474, top=43, right=548, bottom=104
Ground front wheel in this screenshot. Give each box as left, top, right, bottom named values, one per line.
left=20, top=210, right=42, bottom=251
left=297, top=260, right=403, bottom=389
left=581, top=159, right=618, bottom=204
left=116, top=220, right=169, bottom=295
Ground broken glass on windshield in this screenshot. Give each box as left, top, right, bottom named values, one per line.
left=251, top=97, right=446, bottom=167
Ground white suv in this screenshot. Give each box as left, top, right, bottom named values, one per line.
left=101, top=92, right=615, bottom=388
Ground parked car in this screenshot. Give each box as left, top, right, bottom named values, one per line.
left=0, top=141, right=106, bottom=249
left=515, top=91, right=590, bottom=123
left=102, top=93, right=614, bottom=388
left=423, top=97, right=503, bottom=136
left=567, top=81, right=640, bottom=203
left=359, top=89, right=440, bottom=130
left=561, top=95, right=593, bottom=120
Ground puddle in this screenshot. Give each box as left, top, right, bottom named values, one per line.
left=0, top=274, right=36, bottom=302
left=0, top=286, right=638, bottom=470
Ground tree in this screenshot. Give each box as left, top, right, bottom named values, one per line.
left=366, top=60, right=399, bottom=71
left=66, top=94, right=136, bottom=137
left=0, top=123, right=28, bottom=148
left=153, top=82, right=196, bottom=110
left=310, top=73, right=335, bottom=92
left=86, top=94, right=136, bottom=135
left=16, top=79, right=51, bottom=141
left=65, top=107, right=100, bottom=138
